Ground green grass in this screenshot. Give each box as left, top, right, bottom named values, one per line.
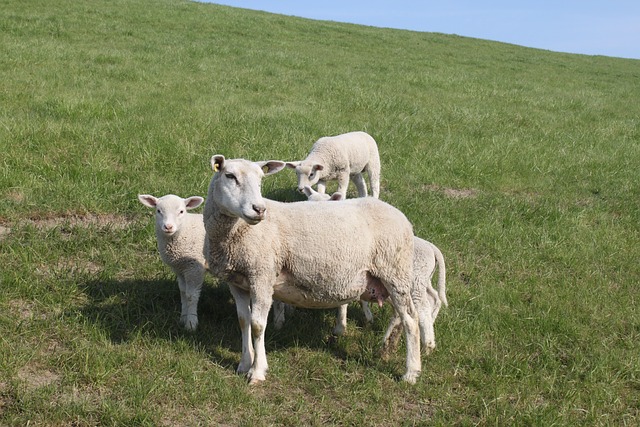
left=1, top=0, right=639, bottom=424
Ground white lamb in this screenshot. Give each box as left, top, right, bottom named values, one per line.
left=138, top=194, right=206, bottom=331
left=286, top=131, right=381, bottom=198
left=203, top=155, right=421, bottom=384
left=303, top=186, right=448, bottom=352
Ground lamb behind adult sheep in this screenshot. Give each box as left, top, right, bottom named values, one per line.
left=203, top=155, right=421, bottom=384
left=303, top=186, right=448, bottom=352
left=286, top=131, right=381, bottom=198
left=138, top=194, right=206, bottom=331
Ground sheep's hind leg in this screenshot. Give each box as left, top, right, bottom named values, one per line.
left=228, top=284, right=254, bottom=375
left=387, top=286, right=421, bottom=383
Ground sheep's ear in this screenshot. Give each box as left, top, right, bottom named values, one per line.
left=185, top=196, right=204, bottom=210
left=258, top=160, right=286, bottom=176
left=285, top=161, right=300, bottom=169
left=329, top=192, right=344, bottom=201
left=312, top=163, right=324, bottom=172
left=138, top=194, right=158, bottom=208
left=211, top=155, right=225, bottom=172
left=302, top=186, right=314, bottom=197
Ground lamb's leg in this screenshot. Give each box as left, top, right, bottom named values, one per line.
left=317, top=179, right=327, bottom=194
left=176, top=274, right=189, bottom=327
left=419, top=295, right=436, bottom=354
left=336, top=173, right=350, bottom=196
left=179, top=267, right=205, bottom=331
left=271, top=300, right=286, bottom=330
left=387, top=284, right=421, bottom=383
left=361, top=301, right=374, bottom=323
left=382, top=313, right=402, bottom=355
left=248, top=285, right=273, bottom=384
left=351, top=173, right=368, bottom=197
left=333, top=304, right=348, bottom=336
left=366, top=162, right=381, bottom=199
left=228, top=284, right=254, bottom=375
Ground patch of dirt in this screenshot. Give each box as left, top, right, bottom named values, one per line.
left=422, top=184, right=479, bottom=199
left=7, top=299, right=36, bottom=321
left=17, top=365, right=60, bottom=390
left=23, top=213, right=138, bottom=230
left=0, top=213, right=141, bottom=240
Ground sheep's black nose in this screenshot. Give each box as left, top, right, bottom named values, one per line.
left=252, top=204, right=266, bottom=215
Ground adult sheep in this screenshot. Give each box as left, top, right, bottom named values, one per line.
left=138, top=194, right=206, bottom=331
left=203, top=155, right=421, bottom=384
left=286, top=131, right=381, bottom=198
left=303, top=186, right=448, bottom=352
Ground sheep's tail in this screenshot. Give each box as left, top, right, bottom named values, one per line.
left=430, top=243, right=448, bottom=307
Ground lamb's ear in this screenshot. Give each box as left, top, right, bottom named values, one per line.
left=138, top=194, right=158, bottom=208
left=285, top=161, right=300, bottom=169
left=258, top=160, right=286, bottom=176
left=329, top=192, right=344, bottom=201
left=312, top=163, right=324, bottom=172
left=184, top=196, right=204, bottom=210
left=302, top=186, right=314, bottom=197
left=211, top=155, right=225, bottom=172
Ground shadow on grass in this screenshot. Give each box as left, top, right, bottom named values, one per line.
left=76, top=276, right=387, bottom=374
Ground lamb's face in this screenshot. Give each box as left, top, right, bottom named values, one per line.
left=213, top=159, right=268, bottom=225
left=302, top=185, right=331, bottom=201
left=291, top=162, right=323, bottom=193
left=302, top=185, right=344, bottom=202
left=155, top=196, right=188, bottom=236
left=138, top=194, right=204, bottom=236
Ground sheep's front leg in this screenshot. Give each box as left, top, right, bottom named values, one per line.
left=178, top=268, right=204, bottom=331
left=228, top=284, right=254, bottom=375
left=248, top=285, right=273, bottom=384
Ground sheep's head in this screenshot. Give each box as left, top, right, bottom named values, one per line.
left=285, top=161, right=324, bottom=193
left=138, top=194, right=204, bottom=236
left=209, top=155, right=285, bottom=225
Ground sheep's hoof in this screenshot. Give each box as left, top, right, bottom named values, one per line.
left=401, top=371, right=420, bottom=384
left=423, top=343, right=436, bottom=355
left=248, top=377, right=264, bottom=386
left=180, top=316, right=198, bottom=332
left=236, top=364, right=251, bottom=375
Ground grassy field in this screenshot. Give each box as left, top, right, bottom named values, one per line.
left=1, top=0, right=639, bottom=424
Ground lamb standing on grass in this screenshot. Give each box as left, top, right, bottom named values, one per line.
left=286, top=131, right=381, bottom=198
left=304, top=185, right=448, bottom=353
left=203, top=155, right=421, bottom=384
left=138, top=194, right=206, bottom=331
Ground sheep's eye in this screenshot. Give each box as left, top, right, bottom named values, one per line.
left=309, top=172, right=315, bottom=179
left=179, top=210, right=185, bottom=214
left=157, top=209, right=161, bottom=213
left=225, top=173, right=236, bottom=180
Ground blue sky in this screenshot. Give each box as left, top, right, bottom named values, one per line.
left=203, top=1, right=639, bottom=60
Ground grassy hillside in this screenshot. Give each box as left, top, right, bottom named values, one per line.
left=1, top=0, right=639, bottom=424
